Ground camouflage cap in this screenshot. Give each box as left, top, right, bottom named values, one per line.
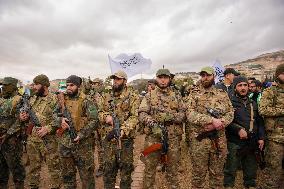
left=276, top=63, right=284, bottom=78
left=110, top=70, right=128, bottom=80
left=92, top=78, right=103, bottom=84
left=156, top=69, right=171, bottom=77
left=33, top=74, right=50, bottom=87
left=200, top=66, right=215, bottom=75
left=2, top=77, right=18, bottom=86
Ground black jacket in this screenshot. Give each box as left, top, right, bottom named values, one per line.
left=226, top=94, right=265, bottom=146
left=215, top=82, right=234, bottom=98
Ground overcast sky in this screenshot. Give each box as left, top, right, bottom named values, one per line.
left=0, top=0, right=283, bottom=82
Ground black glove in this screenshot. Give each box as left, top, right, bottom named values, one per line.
left=106, top=130, right=116, bottom=141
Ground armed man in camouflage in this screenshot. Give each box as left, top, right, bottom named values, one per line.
left=186, top=67, right=234, bottom=189
left=98, top=70, right=140, bottom=189
left=89, top=78, right=105, bottom=177
left=259, top=63, right=284, bottom=189
left=139, top=68, right=186, bottom=189
left=0, top=77, right=25, bottom=189
left=54, top=75, right=98, bottom=189
left=19, top=74, right=61, bottom=189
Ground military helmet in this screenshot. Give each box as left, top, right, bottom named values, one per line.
left=275, top=63, right=284, bottom=78
left=156, top=69, right=171, bottom=77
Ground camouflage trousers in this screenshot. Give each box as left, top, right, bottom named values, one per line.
left=262, top=140, right=284, bottom=189
left=95, top=132, right=104, bottom=171
left=223, top=142, right=257, bottom=188
left=59, top=137, right=95, bottom=189
left=103, top=138, right=134, bottom=189
left=26, top=135, right=61, bottom=189
left=142, top=135, right=182, bottom=189
left=0, top=135, right=25, bottom=189
left=190, top=137, right=227, bottom=189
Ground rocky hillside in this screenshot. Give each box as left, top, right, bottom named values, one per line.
left=174, top=49, right=284, bottom=82
left=226, top=50, right=284, bottom=80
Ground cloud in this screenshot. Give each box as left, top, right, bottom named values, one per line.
left=0, top=0, right=283, bottom=82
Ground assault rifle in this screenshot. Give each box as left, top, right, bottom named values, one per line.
left=196, top=108, right=221, bottom=141
left=108, top=99, right=121, bottom=162
left=140, top=122, right=169, bottom=169
left=56, top=92, right=77, bottom=141
left=17, top=94, right=48, bottom=146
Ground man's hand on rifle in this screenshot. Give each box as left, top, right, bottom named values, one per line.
left=19, top=112, right=29, bottom=122
left=61, top=118, right=70, bottom=130
left=36, top=126, right=49, bottom=138
left=73, top=135, right=80, bottom=143
left=238, top=129, right=248, bottom=139
left=258, top=140, right=264, bottom=150
left=204, top=124, right=215, bottom=132
left=212, top=118, right=224, bottom=130
left=106, top=129, right=116, bottom=141
left=105, top=115, right=113, bottom=125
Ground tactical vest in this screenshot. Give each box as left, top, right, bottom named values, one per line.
left=29, top=94, right=54, bottom=126
left=148, top=88, right=183, bottom=138
left=149, top=89, right=179, bottom=116
left=65, top=93, right=88, bottom=131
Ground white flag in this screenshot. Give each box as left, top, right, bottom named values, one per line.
left=108, top=53, right=152, bottom=78
left=212, top=59, right=225, bottom=83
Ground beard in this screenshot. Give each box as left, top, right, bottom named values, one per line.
left=113, top=83, right=124, bottom=92
left=67, top=88, right=79, bottom=97
left=35, top=86, right=45, bottom=97
left=278, top=78, right=284, bottom=84
left=157, top=82, right=169, bottom=89
left=235, top=89, right=248, bottom=98
left=201, top=78, right=214, bottom=88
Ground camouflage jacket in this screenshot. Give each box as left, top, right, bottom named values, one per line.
left=98, top=86, right=140, bottom=139
left=87, top=90, right=103, bottom=107
left=259, top=83, right=284, bottom=143
left=186, top=86, right=234, bottom=139
left=138, top=87, right=186, bottom=138
left=26, top=93, right=58, bottom=142
left=54, top=92, right=98, bottom=148
left=0, top=95, right=21, bottom=135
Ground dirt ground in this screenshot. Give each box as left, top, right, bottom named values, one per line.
left=8, top=134, right=264, bottom=189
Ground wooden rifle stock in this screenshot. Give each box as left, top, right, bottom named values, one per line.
left=141, top=143, right=162, bottom=157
